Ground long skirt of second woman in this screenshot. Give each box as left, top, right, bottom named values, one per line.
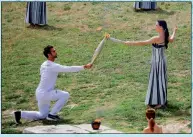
left=25, top=2, right=47, bottom=25
left=145, top=44, right=167, bottom=107
left=133, top=2, right=157, bottom=10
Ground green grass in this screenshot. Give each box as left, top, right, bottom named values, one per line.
left=1, top=2, right=191, bottom=133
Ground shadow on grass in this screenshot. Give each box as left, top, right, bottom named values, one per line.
left=42, top=118, right=73, bottom=125
left=156, top=102, right=191, bottom=117
left=2, top=118, right=74, bottom=130
left=27, top=25, right=63, bottom=31
left=134, top=8, right=175, bottom=15
left=1, top=128, right=22, bottom=134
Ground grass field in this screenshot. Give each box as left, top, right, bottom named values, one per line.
left=1, top=2, right=191, bottom=133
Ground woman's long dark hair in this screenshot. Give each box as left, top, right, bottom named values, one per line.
left=157, top=20, right=169, bottom=49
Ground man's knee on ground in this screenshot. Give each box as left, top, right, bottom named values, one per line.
left=39, top=112, right=48, bottom=119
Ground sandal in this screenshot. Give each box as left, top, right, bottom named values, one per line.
left=154, top=105, right=162, bottom=109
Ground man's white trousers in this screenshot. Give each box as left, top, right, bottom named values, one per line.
left=21, top=89, right=70, bottom=120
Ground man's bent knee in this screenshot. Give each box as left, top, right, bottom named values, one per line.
left=64, top=92, right=70, bottom=100
left=61, top=91, right=70, bottom=101
left=39, top=113, right=48, bottom=119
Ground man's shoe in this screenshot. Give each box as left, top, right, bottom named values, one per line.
left=46, top=114, right=60, bottom=121
left=13, top=111, right=21, bottom=124
left=54, top=115, right=61, bottom=120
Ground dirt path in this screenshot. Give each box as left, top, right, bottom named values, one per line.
left=162, top=119, right=191, bottom=133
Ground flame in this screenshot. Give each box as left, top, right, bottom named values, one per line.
left=94, top=118, right=103, bottom=123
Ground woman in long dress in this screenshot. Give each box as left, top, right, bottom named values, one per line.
left=106, top=20, right=177, bottom=109
left=133, top=2, right=157, bottom=11
left=25, top=2, right=47, bottom=27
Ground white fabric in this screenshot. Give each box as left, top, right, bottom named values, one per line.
left=21, top=60, right=84, bottom=120
left=36, top=60, right=84, bottom=93
left=21, top=90, right=69, bottom=120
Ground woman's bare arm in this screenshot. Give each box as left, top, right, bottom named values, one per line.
left=124, top=36, right=159, bottom=46
left=105, top=33, right=159, bottom=46
left=169, top=26, right=177, bottom=43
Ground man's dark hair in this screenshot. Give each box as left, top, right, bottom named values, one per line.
left=43, top=45, right=53, bottom=58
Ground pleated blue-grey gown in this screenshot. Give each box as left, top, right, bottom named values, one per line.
left=25, top=2, right=47, bottom=25
left=133, top=2, right=157, bottom=10
left=145, top=43, right=167, bottom=106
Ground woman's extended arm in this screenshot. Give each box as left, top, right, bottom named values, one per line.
left=105, top=33, right=158, bottom=46
left=124, top=36, right=158, bottom=46
left=169, top=26, right=177, bottom=43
